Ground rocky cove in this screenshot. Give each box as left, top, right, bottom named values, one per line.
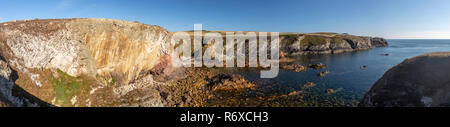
left=1, top=18, right=446, bottom=107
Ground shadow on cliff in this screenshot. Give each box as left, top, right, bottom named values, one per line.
left=0, top=67, right=54, bottom=107
left=0, top=55, right=6, bottom=62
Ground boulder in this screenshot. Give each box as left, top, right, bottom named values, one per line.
left=371, top=37, right=388, bottom=47
left=288, top=91, right=304, bottom=96
left=281, top=64, right=306, bottom=72
left=325, top=89, right=335, bottom=94
left=302, top=82, right=316, bottom=88
left=207, top=74, right=256, bottom=92
left=318, top=70, right=330, bottom=77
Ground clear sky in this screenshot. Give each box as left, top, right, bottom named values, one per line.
left=1, top=0, right=450, bottom=39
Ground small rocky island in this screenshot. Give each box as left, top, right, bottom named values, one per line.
left=0, top=18, right=389, bottom=107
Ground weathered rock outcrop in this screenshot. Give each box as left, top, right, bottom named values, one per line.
left=0, top=18, right=172, bottom=107
left=1, top=18, right=170, bottom=84
left=360, top=52, right=450, bottom=107
left=370, top=37, right=388, bottom=47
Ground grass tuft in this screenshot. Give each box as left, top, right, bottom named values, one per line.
left=49, top=69, right=91, bottom=107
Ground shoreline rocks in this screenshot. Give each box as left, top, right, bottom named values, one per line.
left=288, top=91, right=304, bottom=96
left=302, top=82, right=316, bottom=88
left=318, top=71, right=330, bottom=77
left=308, top=63, right=328, bottom=70
left=281, top=64, right=306, bottom=72
left=325, top=89, right=335, bottom=94
left=208, top=74, right=256, bottom=92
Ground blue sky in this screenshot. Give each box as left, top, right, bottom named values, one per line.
left=1, top=0, right=450, bottom=39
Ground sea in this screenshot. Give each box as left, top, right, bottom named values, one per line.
left=214, top=39, right=450, bottom=107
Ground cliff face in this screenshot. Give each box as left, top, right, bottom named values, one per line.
left=177, top=31, right=388, bottom=57
left=1, top=18, right=170, bottom=84
left=360, top=52, right=450, bottom=107
left=280, top=33, right=388, bottom=55
left=67, top=19, right=170, bottom=83
left=0, top=18, right=171, bottom=107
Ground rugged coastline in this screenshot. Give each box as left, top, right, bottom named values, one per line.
left=178, top=30, right=389, bottom=57
left=279, top=33, right=388, bottom=56
left=0, top=18, right=387, bottom=107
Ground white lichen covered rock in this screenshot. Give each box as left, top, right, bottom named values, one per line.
left=1, top=18, right=171, bottom=84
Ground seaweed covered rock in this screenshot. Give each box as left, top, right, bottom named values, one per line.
left=207, top=74, right=256, bottom=92
left=318, top=70, right=330, bottom=77
left=281, top=64, right=306, bottom=72
left=308, top=63, right=328, bottom=70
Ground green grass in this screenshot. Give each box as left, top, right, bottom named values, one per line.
left=330, top=37, right=344, bottom=44
left=301, top=35, right=328, bottom=46
left=312, top=32, right=339, bottom=35
left=49, top=69, right=91, bottom=107
left=281, top=34, right=300, bottom=45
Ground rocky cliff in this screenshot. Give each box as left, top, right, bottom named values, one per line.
left=359, top=52, right=450, bottom=107
left=280, top=33, right=388, bottom=55
left=0, top=18, right=172, bottom=107
left=179, top=31, right=388, bottom=56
